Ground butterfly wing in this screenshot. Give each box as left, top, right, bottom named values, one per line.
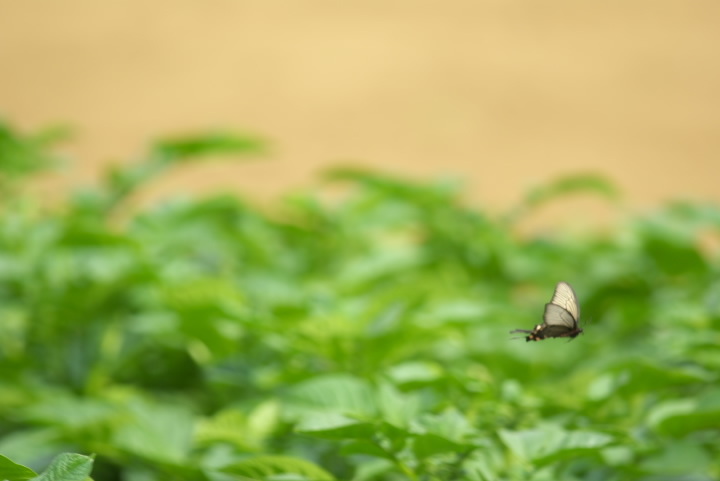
left=549, top=281, right=580, bottom=323
left=543, top=303, right=578, bottom=330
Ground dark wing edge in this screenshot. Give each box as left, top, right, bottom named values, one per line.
left=541, top=324, right=577, bottom=338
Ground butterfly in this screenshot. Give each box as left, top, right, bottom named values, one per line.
left=510, top=281, right=584, bottom=342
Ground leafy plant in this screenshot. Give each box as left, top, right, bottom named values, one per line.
left=0, top=453, right=94, bottom=481
left=0, top=122, right=718, bottom=480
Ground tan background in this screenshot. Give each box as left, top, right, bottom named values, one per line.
left=1, top=1, right=719, bottom=217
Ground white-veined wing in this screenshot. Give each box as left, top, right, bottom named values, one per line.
left=548, top=281, right=580, bottom=323
left=543, top=303, right=578, bottom=330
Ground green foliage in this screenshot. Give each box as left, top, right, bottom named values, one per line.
left=0, top=121, right=68, bottom=194
left=1, top=123, right=719, bottom=480
left=0, top=453, right=94, bottom=481
left=0, top=454, right=37, bottom=481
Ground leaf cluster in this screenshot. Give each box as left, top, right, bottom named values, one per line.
left=1, top=122, right=719, bottom=480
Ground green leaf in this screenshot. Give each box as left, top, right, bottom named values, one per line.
left=153, top=132, right=267, bottom=162
left=374, top=380, right=420, bottom=428
left=284, top=374, right=377, bottom=418
left=640, top=440, right=712, bottom=475
left=644, top=235, right=707, bottom=276
left=113, top=399, right=195, bottom=464
left=323, top=167, right=458, bottom=206
left=21, top=393, right=116, bottom=429
left=499, top=426, right=613, bottom=466
left=614, top=360, right=714, bottom=394
left=412, top=433, right=464, bottom=459
left=0, top=429, right=67, bottom=466
left=30, top=453, right=94, bottom=481
left=341, top=440, right=395, bottom=461
left=220, top=456, right=334, bottom=481
left=195, top=408, right=257, bottom=451
left=647, top=393, right=720, bottom=436
left=0, top=121, right=61, bottom=184
left=420, top=408, right=475, bottom=444
left=523, top=173, right=620, bottom=208
left=296, top=414, right=377, bottom=440
left=586, top=373, right=623, bottom=401
left=0, top=454, right=37, bottom=481
left=246, top=399, right=282, bottom=444
left=386, top=361, right=443, bottom=386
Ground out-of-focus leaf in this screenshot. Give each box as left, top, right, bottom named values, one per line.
left=524, top=173, right=620, bottom=207
left=220, top=455, right=334, bottom=481
left=284, top=374, right=377, bottom=419
left=596, top=359, right=715, bottom=397
left=412, top=433, right=465, bottom=459
left=30, top=453, right=94, bottom=481
left=586, top=375, right=616, bottom=402
left=0, top=454, right=37, bottom=481
left=644, top=235, right=707, bottom=276
left=113, top=399, right=195, bottom=464
left=640, top=440, right=712, bottom=476
left=153, top=132, right=267, bottom=162
left=296, top=414, right=377, bottom=440
left=0, top=429, right=67, bottom=467
left=246, top=399, right=281, bottom=445
left=20, top=391, right=116, bottom=429
left=499, top=426, right=613, bottom=467
left=647, top=390, right=720, bottom=436
left=600, top=446, right=634, bottom=467
left=416, top=300, right=490, bottom=327
left=195, top=409, right=257, bottom=451
left=374, top=380, right=421, bottom=428
left=337, top=248, right=423, bottom=287
left=386, top=361, right=443, bottom=386
left=0, top=122, right=62, bottom=185
left=341, top=440, right=395, bottom=461
left=323, top=167, right=459, bottom=206
left=419, top=408, right=474, bottom=445
left=506, top=173, right=620, bottom=224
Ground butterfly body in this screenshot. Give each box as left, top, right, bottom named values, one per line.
left=511, top=282, right=584, bottom=342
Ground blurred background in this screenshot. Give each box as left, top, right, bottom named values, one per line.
left=1, top=0, right=719, bottom=211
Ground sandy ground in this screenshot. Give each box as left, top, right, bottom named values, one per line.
left=1, top=1, right=719, bottom=226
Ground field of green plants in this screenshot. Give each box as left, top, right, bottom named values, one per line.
left=1, top=121, right=719, bottom=481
